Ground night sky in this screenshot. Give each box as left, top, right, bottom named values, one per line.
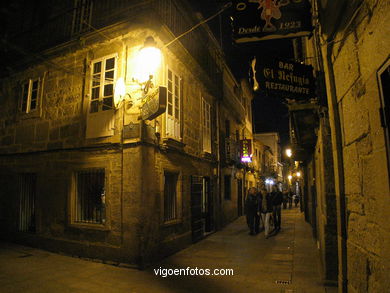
left=191, top=1, right=292, bottom=147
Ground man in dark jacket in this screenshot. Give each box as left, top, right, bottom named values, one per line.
left=271, top=185, right=283, bottom=231
left=245, top=187, right=260, bottom=235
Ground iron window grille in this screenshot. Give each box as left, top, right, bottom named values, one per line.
left=164, top=172, right=178, bottom=222
left=18, top=173, right=36, bottom=232
left=75, top=169, right=106, bottom=224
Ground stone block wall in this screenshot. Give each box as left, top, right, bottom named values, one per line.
left=328, top=1, right=390, bottom=291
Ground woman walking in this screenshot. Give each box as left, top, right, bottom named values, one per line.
left=259, top=187, right=273, bottom=239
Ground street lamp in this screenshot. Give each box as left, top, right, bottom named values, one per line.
left=285, top=148, right=292, bottom=158
left=296, top=171, right=301, bottom=178
left=133, top=36, right=162, bottom=94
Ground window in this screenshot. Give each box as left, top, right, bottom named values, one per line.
left=21, top=79, right=40, bottom=113
left=90, top=56, right=116, bottom=113
left=72, top=0, right=92, bottom=35
left=224, top=175, right=231, bottom=200
left=18, top=173, right=36, bottom=232
left=75, top=169, right=105, bottom=224
left=225, top=120, right=230, bottom=138
left=166, top=68, right=181, bottom=139
left=164, top=172, right=178, bottom=222
left=378, top=58, right=390, bottom=174
left=202, top=98, right=211, bottom=153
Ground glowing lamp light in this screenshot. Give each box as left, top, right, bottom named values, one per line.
left=296, top=171, right=301, bottom=178
left=134, top=36, right=162, bottom=84
left=288, top=175, right=292, bottom=180
left=286, top=148, right=292, bottom=158
left=114, top=77, right=126, bottom=107
left=265, top=178, right=274, bottom=185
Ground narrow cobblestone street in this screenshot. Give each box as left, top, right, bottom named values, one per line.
left=0, top=207, right=337, bottom=293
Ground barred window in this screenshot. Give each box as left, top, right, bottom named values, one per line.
left=164, top=172, right=178, bottom=222
left=18, top=173, right=36, bottom=232
left=75, top=169, right=105, bottom=224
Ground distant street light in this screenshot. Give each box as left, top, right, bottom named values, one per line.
left=286, top=148, right=292, bottom=158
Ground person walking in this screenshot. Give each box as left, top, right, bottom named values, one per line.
left=271, top=185, right=283, bottom=232
left=288, top=189, right=293, bottom=209
left=259, top=187, right=273, bottom=239
left=245, top=187, right=260, bottom=235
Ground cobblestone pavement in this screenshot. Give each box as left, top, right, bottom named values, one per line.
left=0, top=207, right=337, bottom=293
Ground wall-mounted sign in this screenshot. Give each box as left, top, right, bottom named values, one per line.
left=252, top=58, right=315, bottom=100
left=232, top=0, right=312, bottom=43
left=240, top=139, right=252, bottom=163
left=141, top=86, right=167, bottom=120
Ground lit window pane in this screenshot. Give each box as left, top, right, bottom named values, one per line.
left=105, top=71, right=114, bottom=80
left=92, top=87, right=100, bottom=99
left=90, top=100, right=99, bottom=113
left=106, top=58, right=115, bottom=70
left=93, top=62, right=101, bottom=74
left=102, top=97, right=113, bottom=111
left=104, top=84, right=113, bottom=97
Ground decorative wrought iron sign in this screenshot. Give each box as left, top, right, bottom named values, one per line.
left=252, top=58, right=315, bottom=100
left=240, top=139, right=252, bottom=163
left=141, top=86, right=167, bottom=120
left=232, top=0, right=312, bottom=43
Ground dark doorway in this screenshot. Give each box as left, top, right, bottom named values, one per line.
left=191, top=176, right=214, bottom=242
left=203, top=177, right=214, bottom=233
left=237, top=179, right=243, bottom=216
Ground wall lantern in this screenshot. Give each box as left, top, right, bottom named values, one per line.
left=133, top=36, right=162, bottom=95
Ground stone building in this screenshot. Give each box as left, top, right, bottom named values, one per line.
left=0, top=0, right=253, bottom=266
left=289, top=0, right=390, bottom=292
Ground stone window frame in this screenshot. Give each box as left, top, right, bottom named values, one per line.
left=69, top=165, right=111, bottom=231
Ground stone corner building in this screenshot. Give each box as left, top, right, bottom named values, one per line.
left=0, top=0, right=255, bottom=266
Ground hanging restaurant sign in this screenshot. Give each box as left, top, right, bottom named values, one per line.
left=232, top=0, right=312, bottom=43
left=252, top=58, right=315, bottom=100
left=240, top=139, right=252, bottom=163
left=141, top=86, right=167, bottom=120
